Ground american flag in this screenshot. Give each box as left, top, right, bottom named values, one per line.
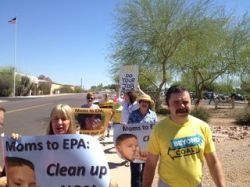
left=8, top=17, right=16, bottom=24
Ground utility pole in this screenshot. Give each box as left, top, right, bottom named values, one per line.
left=8, top=17, right=17, bottom=97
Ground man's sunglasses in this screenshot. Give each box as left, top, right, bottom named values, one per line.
left=87, top=97, right=94, bottom=100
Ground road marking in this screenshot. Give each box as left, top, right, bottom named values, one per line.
left=6, top=103, right=53, bottom=114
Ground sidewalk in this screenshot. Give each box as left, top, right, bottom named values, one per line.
left=100, top=129, right=131, bottom=187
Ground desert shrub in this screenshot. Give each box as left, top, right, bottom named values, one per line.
left=191, top=107, right=211, bottom=122
left=59, top=85, right=73, bottom=93
left=38, top=82, right=51, bottom=95
left=235, top=108, right=250, bottom=126
left=156, top=108, right=169, bottom=115
left=74, top=86, right=83, bottom=93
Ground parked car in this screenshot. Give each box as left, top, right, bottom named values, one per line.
left=231, top=93, right=245, bottom=101
left=203, top=91, right=213, bottom=99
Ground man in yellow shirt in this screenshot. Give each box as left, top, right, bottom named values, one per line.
left=143, top=85, right=225, bottom=187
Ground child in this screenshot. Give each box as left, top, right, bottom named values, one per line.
left=115, top=133, right=139, bottom=161
left=5, top=156, right=38, bottom=187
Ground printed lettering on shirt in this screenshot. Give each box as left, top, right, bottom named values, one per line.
left=168, top=145, right=200, bottom=160
left=171, top=134, right=203, bottom=149
left=168, top=134, right=203, bottom=160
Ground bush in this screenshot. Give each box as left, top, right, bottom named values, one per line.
left=235, top=108, right=250, bottom=126
left=38, top=82, right=51, bottom=95
left=74, top=87, right=83, bottom=93
left=156, top=108, right=169, bottom=115
left=191, top=107, right=211, bottom=122
left=59, top=86, right=73, bottom=93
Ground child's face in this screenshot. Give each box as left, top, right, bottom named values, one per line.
left=116, top=137, right=138, bottom=161
left=7, top=165, right=37, bottom=187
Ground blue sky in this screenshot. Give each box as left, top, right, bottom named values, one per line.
left=0, top=0, right=249, bottom=89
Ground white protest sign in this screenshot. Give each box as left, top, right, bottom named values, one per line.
left=119, top=65, right=139, bottom=92
left=113, top=123, right=154, bottom=163
left=2, top=134, right=110, bottom=187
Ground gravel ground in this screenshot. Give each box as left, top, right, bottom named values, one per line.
left=202, top=106, right=250, bottom=187
left=202, top=137, right=250, bottom=187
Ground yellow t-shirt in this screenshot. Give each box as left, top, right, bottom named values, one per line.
left=112, top=105, right=122, bottom=124
left=147, top=115, right=215, bottom=187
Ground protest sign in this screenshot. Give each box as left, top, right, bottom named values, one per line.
left=74, top=108, right=112, bottom=135
left=113, top=123, right=154, bottom=163
left=2, top=134, right=110, bottom=187
left=119, top=65, right=139, bottom=92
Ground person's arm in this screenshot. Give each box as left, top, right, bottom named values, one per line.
left=116, top=85, right=125, bottom=106
left=142, top=152, right=159, bottom=187
left=205, top=152, right=225, bottom=187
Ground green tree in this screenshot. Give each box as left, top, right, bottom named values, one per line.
left=0, top=67, right=13, bottom=96
left=37, top=75, right=52, bottom=95
left=74, top=86, right=83, bottom=93
left=90, top=84, right=104, bottom=92
left=213, top=82, right=234, bottom=95
left=238, top=43, right=250, bottom=96
left=174, top=13, right=250, bottom=105
left=16, top=76, right=34, bottom=96
left=110, top=0, right=227, bottom=109
left=38, top=82, right=51, bottom=95
left=241, top=80, right=250, bottom=96
left=59, top=85, right=74, bottom=93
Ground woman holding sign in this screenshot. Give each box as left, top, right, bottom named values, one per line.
left=5, top=104, right=115, bottom=187
left=47, top=104, right=77, bottom=135
left=0, top=104, right=77, bottom=186
left=127, top=94, right=157, bottom=187
left=117, top=85, right=146, bottom=125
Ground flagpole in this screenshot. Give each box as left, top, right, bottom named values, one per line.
left=13, top=18, right=17, bottom=97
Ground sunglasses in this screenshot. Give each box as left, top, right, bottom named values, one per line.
left=87, top=97, right=94, bottom=100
